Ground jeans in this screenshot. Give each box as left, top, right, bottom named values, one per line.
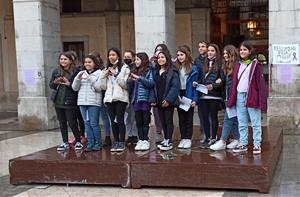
left=80, top=106, right=102, bottom=144
left=220, top=110, right=239, bottom=141
left=99, top=105, right=111, bottom=137
left=125, top=104, right=138, bottom=137
left=236, top=92, right=262, bottom=146
left=106, top=101, right=128, bottom=142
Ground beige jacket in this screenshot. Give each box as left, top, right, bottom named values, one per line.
left=100, top=64, right=130, bottom=104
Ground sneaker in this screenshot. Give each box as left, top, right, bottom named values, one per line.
left=183, top=139, right=192, bottom=149
left=93, top=141, right=102, bottom=151
left=75, top=142, right=83, bottom=150
left=155, top=132, right=164, bottom=143
left=80, top=136, right=87, bottom=144
left=131, top=136, right=138, bottom=144
left=157, top=139, right=167, bottom=149
left=57, top=142, right=69, bottom=151
left=160, top=139, right=173, bottom=151
left=226, top=139, right=239, bottom=149
left=135, top=140, right=144, bottom=151
left=126, top=136, right=133, bottom=145
left=208, top=138, right=217, bottom=146
left=177, top=139, right=186, bottom=149
left=68, top=137, right=76, bottom=145
left=84, top=141, right=94, bottom=152
left=140, top=140, right=150, bottom=151
left=200, top=139, right=210, bottom=149
left=210, top=140, right=226, bottom=151
left=110, top=142, right=119, bottom=152
left=117, top=142, right=125, bottom=152
left=104, top=136, right=112, bottom=146
left=233, top=144, right=248, bottom=153
left=253, top=144, right=261, bottom=154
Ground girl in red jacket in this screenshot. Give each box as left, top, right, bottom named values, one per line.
left=227, top=41, right=267, bottom=154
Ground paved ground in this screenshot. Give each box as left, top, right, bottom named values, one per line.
left=0, top=113, right=299, bottom=197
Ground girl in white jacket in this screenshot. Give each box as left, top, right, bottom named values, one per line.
left=72, top=54, right=104, bottom=151
left=100, top=48, right=130, bottom=152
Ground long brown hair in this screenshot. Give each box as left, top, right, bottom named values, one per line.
left=203, top=43, right=221, bottom=73
left=58, top=51, right=77, bottom=75
left=222, top=45, right=239, bottom=76
left=176, top=45, right=193, bottom=75
left=88, top=51, right=104, bottom=70
left=132, top=52, right=149, bottom=76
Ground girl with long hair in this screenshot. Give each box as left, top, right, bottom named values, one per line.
left=100, top=48, right=130, bottom=152
left=210, top=45, right=240, bottom=151
left=176, top=45, right=198, bottom=149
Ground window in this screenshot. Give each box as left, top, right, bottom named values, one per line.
left=61, top=0, right=81, bottom=13
left=63, top=42, right=85, bottom=62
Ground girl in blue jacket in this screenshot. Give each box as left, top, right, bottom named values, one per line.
left=176, top=46, right=198, bottom=149
left=128, top=52, right=155, bottom=151
left=153, top=50, right=180, bottom=151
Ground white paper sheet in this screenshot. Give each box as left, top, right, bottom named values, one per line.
left=196, top=84, right=208, bottom=94
left=179, top=96, right=192, bottom=112
left=226, top=106, right=237, bottom=118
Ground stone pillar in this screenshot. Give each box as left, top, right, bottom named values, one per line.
left=191, top=8, right=211, bottom=58
left=105, top=12, right=121, bottom=49
left=13, top=0, right=61, bottom=130
left=134, top=0, right=176, bottom=57
left=268, top=0, right=300, bottom=131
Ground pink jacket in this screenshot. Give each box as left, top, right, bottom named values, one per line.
left=227, top=59, right=267, bottom=112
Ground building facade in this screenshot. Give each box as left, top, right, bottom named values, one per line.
left=0, top=0, right=298, bottom=131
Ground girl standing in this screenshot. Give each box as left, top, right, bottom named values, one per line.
left=128, top=52, right=155, bottom=151
left=100, top=48, right=130, bottom=152
left=210, top=45, right=240, bottom=151
left=72, top=54, right=104, bottom=151
left=153, top=50, right=180, bottom=151
left=49, top=51, right=82, bottom=151
left=176, top=46, right=198, bottom=149
left=195, top=44, right=225, bottom=149
left=228, top=41, right=267, bottom=154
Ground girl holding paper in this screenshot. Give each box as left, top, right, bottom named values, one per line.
left=176, top=46, right=198, bottom=149
left=228, top=41, right=267, bottom=154
left=196, top=43, right=225, bottom=149
left=210, top=45, right=240, bottom=151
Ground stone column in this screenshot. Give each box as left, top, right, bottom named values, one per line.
left=191, top=8, right=211, bottom=58
left=13, top=0, right=61, bottom=130
left=268, top=0, right=300, bottom=131
left=105, top=11, right=121, bottom=49
left=134, top=0, right=176, bottom=57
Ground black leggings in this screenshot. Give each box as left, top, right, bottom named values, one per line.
left=106, top=101, right=128, bottom=142
left=158, top=106, right=175, bottom=142
left=55, top=107, right=81, bottom=143
left=135, top=110, right=151, bottom=140
left=199, top=99, right=220, bottom=139
left=178, top=107, right=194, bottom=139
left=76, top=107, right=85, bottom=136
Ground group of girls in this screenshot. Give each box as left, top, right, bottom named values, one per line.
left=50, top=40, right=267, bottom=154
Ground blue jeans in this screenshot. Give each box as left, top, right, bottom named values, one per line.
left=125, top=104, right=138, bottom=137
left=99, top=105, right=111, bottom=137
left=220, top=110, right=239, bottom=141
left=80, top=106, right=102, bottom=144
left=236, top=92, right=262, bottom=146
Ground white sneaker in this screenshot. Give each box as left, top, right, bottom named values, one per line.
left=140, top=140, right=150, bottom=151
left=226, top=139, right=239, bottom=149
left=57, top=142, right=69, bottom=151
left=183, top=139, right=192, bottom=149
left=177, top=139, right=186, bottom=149
left=210, top=140, right=226, bottom=151
left=160, top=140, right=173, bottom=151
left=135, top=140, right=143, bottom=151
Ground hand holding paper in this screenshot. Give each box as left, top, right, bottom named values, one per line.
left=179, top=96, right=192, bottom=112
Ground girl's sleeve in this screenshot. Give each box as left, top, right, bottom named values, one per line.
left=49, top=69, right=58, bottom=90
left=72, top=71, right=82, bottom=91
left=90, top=71, right=102, bottom=92
left=116, top=66, right=130, bottom=89
left=99, top=70, right=108, bottom=90
left=138, top=71, right=155, bottom=88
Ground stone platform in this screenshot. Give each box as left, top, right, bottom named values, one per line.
left=9, top=127, right=282, bottom=193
